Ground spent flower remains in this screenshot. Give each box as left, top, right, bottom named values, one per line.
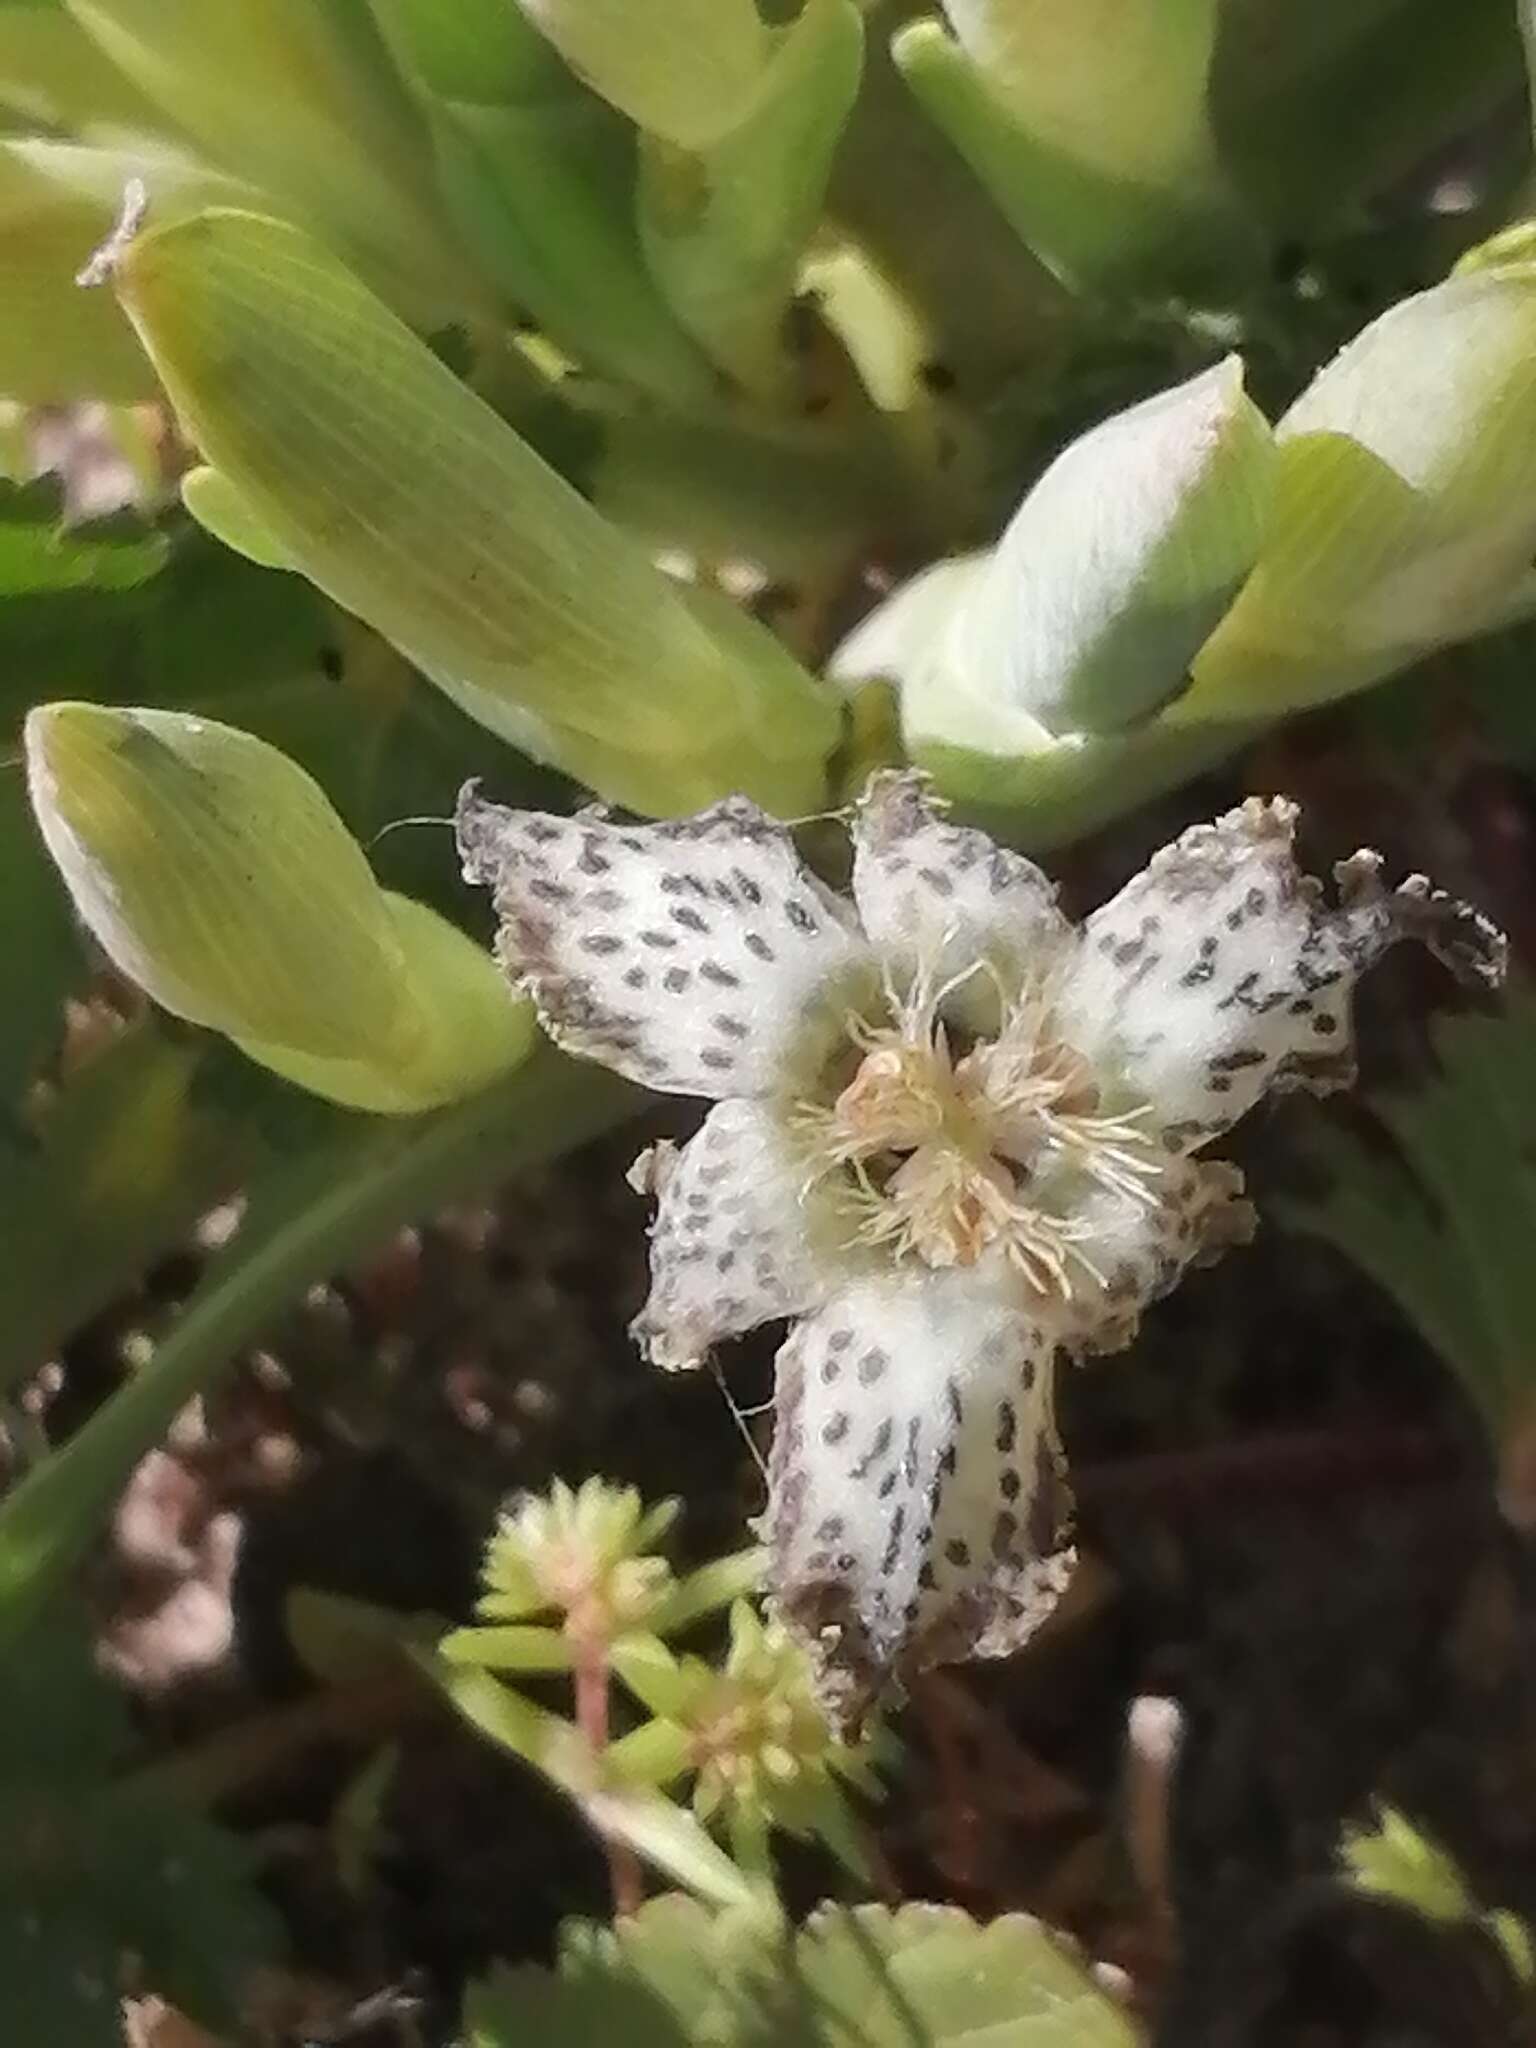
left=459, top=773, right=1502, bottom=1721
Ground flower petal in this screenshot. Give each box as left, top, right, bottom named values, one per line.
left=630, top=1099, right=839, bottom=1371
left=457, top=786, right=866, bottom=1096
left=852, top=771, right=1069, bottom=998
left=1055, top=796, right=1505, bottom=1153
left=763, top=1265, right=1073, bottom=1726
left=1052, top=1157, right=1256, bottom=1359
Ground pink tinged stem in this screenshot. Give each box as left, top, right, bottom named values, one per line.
left=571, top=1631, right=644, bottom=1917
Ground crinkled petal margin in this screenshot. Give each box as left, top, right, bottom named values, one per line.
left=1055, top=796, right=1505, bottom=1154
left=762, top=1264, right=1074, bottom=1728
left=457, top=785, right=867, bottom=1098
left=1049, top=1157, right=1256, bottom=1361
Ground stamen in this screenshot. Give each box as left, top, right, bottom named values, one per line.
left=787, top=938, right=1167, bottom=1296
left=925, top=950, right=996, bottom=1023
left=1035, top=1105, right=1164, bottom=1207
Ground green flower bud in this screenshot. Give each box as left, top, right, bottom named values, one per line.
left=636, top=0, right=864, bottom=396
left=477, top=1480, right=681, bottom=1642
left=831, top=359, right=1272, bottom=837
left=1183, top=256, right=1536, bottom=718
left=25, top=703, right=530, bottom=1111
left=106, top=205, right=837, bottom=816
left=894, top=0, right=1236, bottom=289
left=939, top=0, right=1219, bottom=190
left=514, top=0, right=770, bottom=151
left=608, top=1601, right=883, bottom=1876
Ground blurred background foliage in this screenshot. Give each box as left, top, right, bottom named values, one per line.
left=7, top=0, right=1536, bottom=2041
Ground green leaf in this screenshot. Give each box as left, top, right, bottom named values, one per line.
left=0, top=1025, right=241, bottom=1397
left=424, top=1653, right=580, bottom=1770
left=0, top=480, right=168, bottom=594
left=0, top=480, right=558, bottom=913
left=607, top=1636, right=693, bottom=1723
left=64, top=0, right=479, bottom=320
left=1372, top=1027, right=1536, bottom=1403
left=512, top=0, right=770, bottom=151
left=790, top=1900, right=1138, bottom=2046
left=603, top=1712, right=694, bottom=1792
left=0, top=1616, right=282, bottom=2039
left=111, top=206, right=838, bottom=813
left=1274, top=1124, right=1496, bottom=1406
left=428, top=1657, right=758, bottom=1909
left=369, top=0, right=717, bottom=405
left=825, top=23, right=1070, bottom=395
left=1340, top=1807, right=1476, bottom=1924
left=370, top=0, right=564, bottom=100
left=894, top=5, right=1242, bottom=292
left=0, top=1044, right=636, bottom=1640
left=466, top=1895, right=1138, bottom=2047
left=286, top=1585, right=442, bottom=1686
left=1490, top=1911, right=1536, bottom=1987
left=1341, top=1806, right=1536, bottom=1990
left=652, top=1547, right=766, bottom=1635
left=0, top=772, right=80, bottom=1113
left=0, top=3, right=164, bottom=130
left=96, top=1791, right=284, bottom=2025
left=584, top=1787, right=761, bottom=1914
left=469, top=1937, right=696, bottom=2048
left=1277, top=989, right=1536, bottom=1497
left=591, top=403, right=910, bottom=582
left=0, top=1904, right=123, bottom=2048
left=438, top=1623, right=574, bottom=1673
left=0, top=492, right=332, bottom=734
left=637, top=0, right=864, bottom=396
left=0, top=480, right=178, bottom=1102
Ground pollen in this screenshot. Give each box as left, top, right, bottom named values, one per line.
left=796, top=961, right=1165, bottom=1297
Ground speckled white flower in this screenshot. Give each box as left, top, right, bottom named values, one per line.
left=457, top=774, right=1502, bottom=1723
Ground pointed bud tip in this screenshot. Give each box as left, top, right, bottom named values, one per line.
left=24, top=698, right=125, bottom=803
left=76, top=177, right=150, bottom=291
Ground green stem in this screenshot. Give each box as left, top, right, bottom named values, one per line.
left=727, top=1804, right=776, bottom=1888
left=0, top=1049, right=636, bottom=1642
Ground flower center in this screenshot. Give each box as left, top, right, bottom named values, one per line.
left=796, top=964, right=1162, bottom=1297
